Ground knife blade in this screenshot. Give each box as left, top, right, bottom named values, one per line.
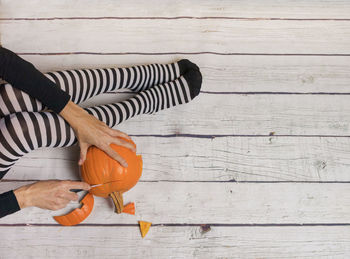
left=70, top=183, right=103, bottom=193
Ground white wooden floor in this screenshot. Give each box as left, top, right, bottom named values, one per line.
left=1, top=1, right=350, bottom=258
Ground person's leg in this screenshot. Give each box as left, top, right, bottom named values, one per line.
left=0, top=59, right=199, bottom=117
left=0, top=82, right=45, bottom=118
left=0, top=69, right=202, bottom=178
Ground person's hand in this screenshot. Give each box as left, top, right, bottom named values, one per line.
left=13, top=180, right=91, bottom=210
left=59, top=101, right=136, bottom=167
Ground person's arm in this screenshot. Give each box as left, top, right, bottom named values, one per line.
left=0, top=180, right=92, bottom=219
left=0, top=190, right=20, bottom=218
left=0, top=46, right=135, bottom=164
left=0, top=46, right=70, bottom=113
left=0, top=47, right=136, bottom=218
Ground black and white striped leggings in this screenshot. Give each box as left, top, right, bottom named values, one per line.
left=0, top=60, right=201, bottom=179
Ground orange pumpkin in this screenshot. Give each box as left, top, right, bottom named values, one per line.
left=81, top=137, right=143, bottom=213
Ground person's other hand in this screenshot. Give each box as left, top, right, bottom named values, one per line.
left=13, top=180, right=91, bottom=210
left=60, top=101, right=136, bottom=167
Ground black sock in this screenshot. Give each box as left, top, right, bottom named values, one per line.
left=177, top=59, right=200, bottom=75
left=0, top=69, right=202, bottom=176
left=0, top=59, right=201, bottom=117
left=183, top=69, right=202, bottom=99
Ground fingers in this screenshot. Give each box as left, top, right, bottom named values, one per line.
left=78, top=142, right=90, bottom=165
left=72, top=114, right=135, bottom=167
left=107, top=128, right=132, bottom=140
left=111, top=137, right=136, bottom=153
left=104, top=146, right=128, bottom=167
left=27, top=180, right=92, bottom=211
left=107, top=128, right=136, bottom=151
left=65, top=180, right=91, bottom=190
left=50, top=181, right=91, bottom=210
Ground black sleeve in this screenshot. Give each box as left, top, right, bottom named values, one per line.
left=0, top=46, right=70, bottom=113
left=0, top=190, right=21, bottom=218
left=0, top=47, right=71, bottom=218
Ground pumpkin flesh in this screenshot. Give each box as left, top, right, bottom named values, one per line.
left=53, top=193, right=94, bottom=226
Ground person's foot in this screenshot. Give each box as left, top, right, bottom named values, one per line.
left=178, top=59, right=200, bottom=75
left=182, top=69, right=202, bottom=99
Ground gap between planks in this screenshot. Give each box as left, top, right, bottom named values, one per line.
left=2, top=17, right=350, bottom=21
left=3, top=179, right=350, bottom=184
left=113, top=91, right=350, bottom=95
left=1, top=223, right=350, bottom=227
left=14, top=52, right=350, bottom=56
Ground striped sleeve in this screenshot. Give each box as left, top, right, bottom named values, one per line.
left=0, top=47, right=70, bottom=113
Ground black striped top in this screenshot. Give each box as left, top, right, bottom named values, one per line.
left=0, top=46, right=71, bottom=218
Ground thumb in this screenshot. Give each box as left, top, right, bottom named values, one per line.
left=78, top=142, right=89, bottom=165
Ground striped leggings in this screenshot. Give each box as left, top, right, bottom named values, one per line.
left=0, top=61, right=200, bottom=179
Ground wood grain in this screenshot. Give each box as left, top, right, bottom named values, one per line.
left=80, top=94, right=350, bottom=136
left=5, top=136, right=350, bottom=182
left=2, top=0, right=350, bottom=19
left=2, top=19, right=350, bottom=54
left=4, top=92, right=350, bottom=136
left=0, top=181, right=349, bottom=224
left=1, top=1, right=350, bottom=258
left=14, top=55, right=350, bottom=93
left=0, top=226, right=349, bottom=258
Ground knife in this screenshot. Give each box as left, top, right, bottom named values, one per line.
left=70, top=183, right=103, bottom=193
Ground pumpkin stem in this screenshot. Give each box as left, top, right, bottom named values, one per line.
left=109, top=191, right=124, bottom=214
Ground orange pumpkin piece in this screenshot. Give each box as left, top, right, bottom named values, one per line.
left=122, top=202, right=135, bottom=215
left=139, top=221, right=152, bottom=238
left=53, top=193, right=94, bottom=226
left=81, top=137, right=143, bottom=214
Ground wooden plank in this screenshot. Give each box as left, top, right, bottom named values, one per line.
left=2, top=0, right=350, bottom=19
left=79, top=94, right=350, bottom=136
left=4, top=93, right=350, bottom=136
left=5, top=136, right=350, bottom=182
left=0, top=226, right=349, bottom=258
left=13, top=55, right=350, bottom=93
left=1, top=182, right=349, bottom=224
left=2, top=20, right=350, bottom=54
left=2, top=93, right=350, bottom=138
